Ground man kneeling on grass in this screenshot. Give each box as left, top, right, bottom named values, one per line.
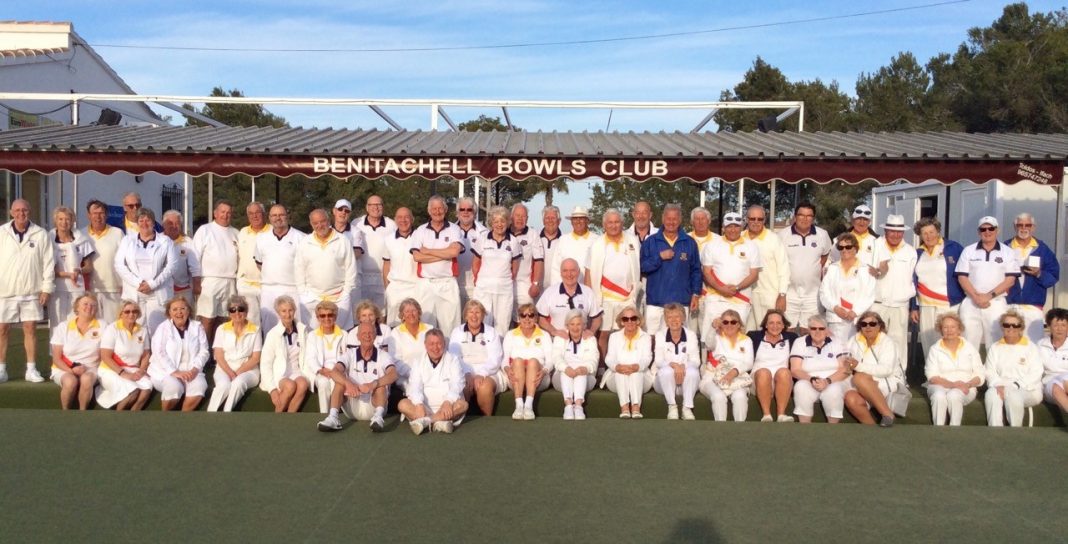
left=317, top=323, right=397, bottom=433
left=397, top=328, right=468, bottom=435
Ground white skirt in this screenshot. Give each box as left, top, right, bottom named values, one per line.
left=96, top=368, right=152, bottom=408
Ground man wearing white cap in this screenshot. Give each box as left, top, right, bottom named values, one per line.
left=956, top=216, right=1020, bottom=349
left=700, top=212, right=761, bottom=343
left=742, top=205, right=789, bottom=329
left=410, top=195, right=464, bottom=335
left=548, top=206, right=596, bottom=286
left=836, top=205, right=878, bottom=265
left=332, top=199, right=365, bottom=306
left=236, top=202, right=269, bottom=326
left=777, top=201, right=832, bottom=332
left=352, top=195, right=396, bottom=310
left=870, top=214, right=917, bottom=378
left=1005, top=212, right=1060, bottom=342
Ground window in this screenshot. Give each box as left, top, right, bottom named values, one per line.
left=161, top=183, right=184, bottom=213
left=919, top=195, right=938, bottom=219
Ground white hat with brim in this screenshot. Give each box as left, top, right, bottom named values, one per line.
left=882, top=214, right=907, bottom=231
left=567, top=206, right=589, bottom=219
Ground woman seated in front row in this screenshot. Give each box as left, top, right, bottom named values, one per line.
left=652, top=303, right=699, bottom=421
left=448, top=299, right=504, bottom=417
left=924, top=312, right=984, bottom=426
left=148, top=296, right=209, bottom=412
left=502, top=302, right=553, bottom=420
left=259, top=295, right=310, bottom=413
left=604, top=305, right=653, bottom=419
left=97, top=299, right=152, bottom=411
left=748, top=309, right=798, bottom=422
left=789, top=315, right=849, bottom=423
left=1038, top=308, right=1068, bottom=414
left=50, top=294, right=103, bottom=410
left=843, top=311, right=900, bottom=427
left=985, top=309, right=1043, bottom=427
left=551, top=309, right=599, bottom=421
left=207, top=295, right=262, bottom=412
left=699, top=309, right=753, bottom=422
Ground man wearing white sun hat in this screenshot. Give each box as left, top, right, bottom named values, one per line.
left=548, top=206, right=596, bottom=286
left=869, top=214, right=916, bottom=382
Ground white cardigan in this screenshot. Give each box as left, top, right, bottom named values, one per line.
left=259, top=321, right=309, bottom=392
left=586, top=233, right=641, bottom=307
left=605, top=329, right=653, bottom=372
left=848, top=332, right=899, bottom=381
left=925, top=338, right=985, bottom=385
left=986, top=338, right=1043, bottom=391
left=148, top=319, right=209, bottom=380
left=115, top=233, right=178, bottom=307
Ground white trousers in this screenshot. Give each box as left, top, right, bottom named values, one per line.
left=784, top=293, right=820, bottom=330
left=926, top=384, right=977, bottom=426
left=302, top=296, right=352, bottom=331
left=384, top=281, right=419, bottom=326
left=747, top=290, right=777, bottom=331
left=95, top=292, right=122, bottom=324
left=701, top=298, right=751, bottom=346
left=653, top=365, right=699, bottom=408
left=314, top=374, right=334, bottom=414
left=151, top=374, right=208, bottom=401
left=827, top=319, right=855, bottom=346
left=553, top=372, right=592, bottom=402
left=959, top=296, right=1008, bottom=350
left=605, top=370, right=653, bottom=406
left=871, top=303, right=909, bottom=378
left=917, top=304, right=959, bottom=356
left=699, top=377, right=749, bottom=422
left=985, top=386, right=1041, bottom=427
left=207, top=369, right=260, bottom=412
left=473, top=285, right=514, bottom=332
left=237, top=283, right=262, bottom=327
left=259, top=285, right=300, bottom=332
left=1013, top=304, right=1047, bottom=344
left=362, top=281, right=386, bottom=310
left=419, top=278, right=461, bottom=335
left=48, top=290, right=81, bottom=328
left=135, top=293, right=167, bottom=337
left=792, top=379, right=847, bottom=419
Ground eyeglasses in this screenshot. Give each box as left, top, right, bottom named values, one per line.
left=620, top=316, right=640, bottom=323
left=859, top=321, right=879, bottom=328
left=978, top=226, right=997, bottom=233
left=721, top=319, right=739, bottom=325
left=228, top=307, right=248, bottom=313
left=459, top=208, right=475, bottom=212
left=121, top=309, right=141, bottom=315
left=124, top=203, right=142, bottom=209
left=747, top=217, right=765, bottom=222
left=1001, top=322, right=1023, bottom=329
left=519, top=313, right=536, bottom=319
left=317, top=313, right=337, bottom=319
left=1016, top=223, right=1033, bottom=228
left=836, top=245, right=855, bottom=251
left=808, top=326, right=826, bottom=331
left=335, top=208, right=351, bottom=213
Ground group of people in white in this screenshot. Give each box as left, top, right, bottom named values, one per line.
left=0, top=190, right=1065, bottom=434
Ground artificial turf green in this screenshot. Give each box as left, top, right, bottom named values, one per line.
left=0, top=410, right=1065, bottom=543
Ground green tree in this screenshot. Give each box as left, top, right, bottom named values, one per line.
left=589, top=180, right=712, bottom=232
left=855, top=52, right=959, bottom=131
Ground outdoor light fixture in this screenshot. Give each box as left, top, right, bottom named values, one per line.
left=757, top=115, right=778, bottom=133
left=95, top=108, right=122, bottom=126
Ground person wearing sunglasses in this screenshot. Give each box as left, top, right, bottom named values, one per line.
left=510, top=203, right=546, bottom=313
left=604, top=306, right=653, bottom=419
left=749, top=309, right=799, bottom=422
left=115, top=207, right=179, bottom=334
left=352, top=195, right=396, bottom=311
left=700, top=212, right=761, bottom=347
left=909, top=217, right=965, bottom=358
left=653, top=303, right=700, bottom=420
left=955, top=216, right=1020, bottom=350
left=398, top=329, right=468, bottom=435
left=789, top=315, right=849, bottom=423
left=303, top=300, right=347, bottom=413
left=148, top=296, right=209, bottom=411
left=742, top=205, right=790, bottom=332
left=97, top=299, right=152, bottom=410
left=1005, top=213, right=1060, bottom=343
left=295, top=208, right=357, bottom=331
left=843, top=311, right=900, bottom=427
left=503, top=303, right=553, bottom=420
left=207, top=295, right=262, bottom=412
left=110, top=192, right=145, bottom=234
left=984, top=310, right=1043, bottom=426
left=588, top=209, right=641, bottom=357
left=834, top=205, right=877, bottom=263
left=699, top=309, right=754, bottom=422
left=471, top=206, right=521, bottom=332
left=924, top=312, right=984, bottom=426
left=48, top=294, right=102, bottom=409
left=820, top=233, right=875, bottom=343
left=1038, top=308, right=1068, bottom=414
left=448, top=299, right=504, bottom=417
left=777, top=201, right=832, bottom=333
left=551, top=310, right=599, bottom=420
left=454, top=196, right=485, bottom=311
left=259, top=295, right=310, bottom=413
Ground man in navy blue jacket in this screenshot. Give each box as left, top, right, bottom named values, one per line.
left=1006, top=212, right=1060, bottom=342
left=640, top=204, right=702, bottom=334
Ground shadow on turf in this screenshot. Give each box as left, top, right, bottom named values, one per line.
left=665, top=518, right=723, bottom=543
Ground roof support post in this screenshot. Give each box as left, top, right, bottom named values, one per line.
left=251, top=176, right=256, bottom=203
left=368, top=105, right=403, bottom=130
left=72, top=172, right=79, bottom=218
left=208, top=173, right=214, bottom=219
left=738, top=179, right=745, bottom=213
left=700, top=184, right=706, bottom=208
left=438, top=107, right=458, bottom=131
left=459, top=177, right=464, bottom=201
left=183, top=173, right=191, bottom=234
left=474, top=176, right=480, bottom=220
left=502, top=107, right=514, bottom=130
left=769, top=179, right=776, bottom=226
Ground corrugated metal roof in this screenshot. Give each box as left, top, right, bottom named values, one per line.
left=0, top=124, right=1066, bottom=161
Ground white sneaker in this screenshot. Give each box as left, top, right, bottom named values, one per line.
left=777, top=415, right=795, bottom=423
left=24, top=367, right=44, bottom=383
left=432, top=420, right=454, bottom=434
left=681, top=407, right=695, bottom=421
left=369, top=414, right=385, bottom=433
left=563, top=405, right=575, bottom=420
left=0, top=367, right=7, bottom=384
left=409, top=417, right=430, bottom=436
left=667, top=405, right=679, bottom=420
left=317, top=414, right=343, bottom=432
left=761, top=415, right=774, bottom=423
left=523, top=406, right=536, bottom=420
left=573, top=405, right=586, bottom=420
left=512, top=405, right=525, bottom=420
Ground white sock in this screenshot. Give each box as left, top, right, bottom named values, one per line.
left=25, top=362, right=36, bottom=370
left=0, top=362, right=6, bottom=371
left=374, top=406, right=384, bottom=417
left=329, top=408, right=339, bottom=418
left=524, top=396, right=534, bottom=409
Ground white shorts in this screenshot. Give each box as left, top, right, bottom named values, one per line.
left=1043, top=373, right=1068, bottom=403
left=785, top=294, right=819, bottom=329
left=600, top=299, right=634, bottom=332
left=467, top=368, right=508, bottom=395
left=51, top=365, right=98, bottom=386
left=0, top=296, right=43, bottom=324
left=196, top=277, right=237, bottom=319
left=342, top=395, right=377, bottom=421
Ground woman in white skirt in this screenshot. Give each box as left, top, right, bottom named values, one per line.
left=653, top=303, right=699, bottom=421
left=471, top=206, right=520, bottom=330
left=1039, top=308, right=1068, bottom=413
left=748, top=309, right=799, bottom=422
left=699, top=309, right=754, bottom=422
left=502, top=302, right=553, bottom=420
left=924, top=312, right=984, bottom=426
left=985, top=309, right=1043, bottom=427
left=259, top=295, right=310, bottom=413
left=97, top=299, right=152, bottom=410
left=148, top=296, right=209, bottom=411
left=448, top=299, right=504, bottom=416
left=207, top=295, right=262, bottom=412
left=48, top=206, right=94, bottom=328
left=50, top=294, right=103, bottom=410
left=604, top=305, right=653, bottom=419
left=551, top=309, right=598, bottom=420
left=843, top=311, right=900, bottom=427
left=790, top=315, right=849, bottom=423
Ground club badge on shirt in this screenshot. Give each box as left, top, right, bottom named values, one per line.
left=680, top=252, right=688, bottom=261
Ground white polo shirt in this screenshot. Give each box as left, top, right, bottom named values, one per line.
left=255, top=227, right=306, bottom=288
left=654, top=327, right=700, bottom=370
left=626, top=223, right=659, bottom=243
left=170, top=235, right=202, bottom=291
left=352, top=215, right=397, bottom=284
left=383, top=230, right=417, bottom=284
left=777, top=224, right=832, bottom=298
left=212, top=321, right=262, bottom=367
left=448, top=323, right=503, bottom=377
left=701, top=236, right=762, bottom=303
left=100, top=320, right=149, bottom=370
left=955, top=241, right=1021, bottom=294
left=294, top=230, right=356, bottom=301
left=872, top=237, right=917, bottom=307
left=192, top=222, right=239, bottom=279
left=410, top=221, right=464, bottom=279
left=539, top=229, right=562, bottom=286
left=457, top=221, right=485, bottom=286
left=751, top=333, right=793, bottom=373
left=344, top=346, right=395, bottom=385
left=334, top=223, right=366, bottom=255
left=82, top=225, right=124, bottom=292
left=237, top=224, right=270, bottom=289
left=511, top=226, right=544, bottom=285
left=536, top=282, right=604, bottom=331
left=471, top=231, right=521, bottom=288
left=50, top=318, right=103, bottom=371
left=502, top=326, right=553, bottom=364
left=1039, top=337, right=1068, bottom=383
left=788, top=335, right=845, bottom=378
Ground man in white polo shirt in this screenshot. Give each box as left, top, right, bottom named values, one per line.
left=317, top=322, right=397, bottom=433
left=701, top=212, right=761, bottom=343
left=331, top=199, right=365, bottom=306
left=539, top=205, right=563, bottom=287
left=537, top=258, right=603, bottom=338
left=587, top=209, right=640, bottom=353
left=81, top=199, right=125, bottom=322
left=295, top=209, right=357, bottom=330
left=777, top=201, right=832, bottom=332
left=410, top=196, right=464, bottom=335
left=161, top=210, right=201, bottom=309
left=870, top=214, right=917, bottom=377
left=627, top=201, right=659, bottom=243
left=956, top=216, right=1020, bottom=349
left=236, top=202, right=270, bottom=326
left=549, top=206, right=596, bottom=285
left=742, top=204, right=789, bottom=330
left=256, top=204, right=306, bottom=331
left=352, top=195, right=396, bottom=310
left=454, top=196, right=485, bottom=309
left=0, top=199, right=54, bottom=383
left=382, top=208, right=418, bottom=326
left=511, top=203, right=545, bottom=314
left=193, top=200, right=239, bottom=347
